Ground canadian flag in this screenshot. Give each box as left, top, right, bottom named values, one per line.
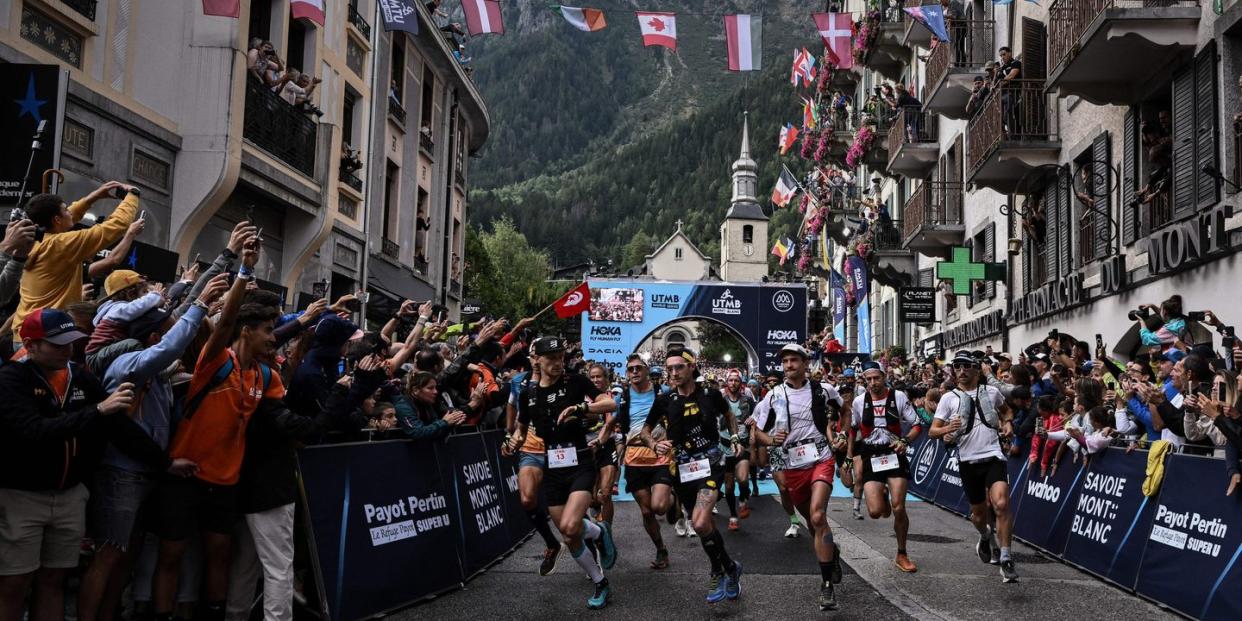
left=553, top=282, right=592, bottom=318
left=290, top=0, right=324, bottom=27
left=813, top=13, right=854, bottom=69
left=637, top=12, right=677, bottom=50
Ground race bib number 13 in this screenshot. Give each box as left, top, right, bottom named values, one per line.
left=548, top=446, right=578, bottom=469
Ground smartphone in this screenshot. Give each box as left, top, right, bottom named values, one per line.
left=1189, top=311, right=1207, bottom=322
left=138, top=209, right=146, bottom=221
left=8, top=208, right=25, bottom=223
left=1095, top=334, right=1103, bottom=350
left=358, top=291, right=370, bottom=304
left=108, top=186, right=127, bottom=200
left=1197, top=381, right=1213, bottom=397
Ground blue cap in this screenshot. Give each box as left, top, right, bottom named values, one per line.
left=842, top=368, right=856, bottom=378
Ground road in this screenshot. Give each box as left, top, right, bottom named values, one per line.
left=397, top=494, right=1178, bottom=620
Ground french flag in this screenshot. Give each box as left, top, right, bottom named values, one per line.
left=464, top=0, right=505, bottom=36
left=290, top=0, right=324, bottom=26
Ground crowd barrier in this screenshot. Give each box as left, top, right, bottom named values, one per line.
left=295, top=429, right=531, bottom=621
left=906, top=433, right=1242, bottom=620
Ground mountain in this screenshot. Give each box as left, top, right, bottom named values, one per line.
left=465, top=1, right=828, bottom=267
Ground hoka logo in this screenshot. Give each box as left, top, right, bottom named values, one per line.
left=591, top=326, right=621, bottom=336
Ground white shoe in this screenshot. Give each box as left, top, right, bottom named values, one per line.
left=675, top=518, right=689, bottom=537
left=784, top=523, right=801, bottom=538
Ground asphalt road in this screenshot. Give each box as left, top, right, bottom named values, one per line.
left=395, top=493, right=1179, bottom=620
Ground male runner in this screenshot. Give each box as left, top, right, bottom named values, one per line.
left=719, top=370, right=755, bottom=531
left=587, top=364, right=621, bottom=525
left=834, top=380, right=865, bottom=520
left=641, top=348, right=743, bottom=604
left=507, top=337, right=618, bottom=609
left=849, top=361, right=922, bottom=573
left=502, top=358, right=563, bottom=576
left=752, top=344, right=846, bottom=610
left=615, top=354, right=673, bottom=569
left=930, top=352, right=1019, bottom=583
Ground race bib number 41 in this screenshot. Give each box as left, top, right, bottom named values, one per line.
left=678, top=457, right=711, bottom=483
left=787, top=443, right=821, bottom=469
left=548, top=445, right=578, bottom=469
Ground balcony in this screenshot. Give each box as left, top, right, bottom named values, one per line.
left=857, top=12, right=910, bottom=81
left=382, top=238, right=399, bottom=259
left=903, top=180, right=965, bottom=255
left=339, top=164, right=363, bottom=193
left=872, top=218, right=916, bottom=287
left=923, top=20, right=995, bottom=119
left=243, top=77, right=317, bottom=177
left=347, top=2, right=372, bottom=39
left=887, top=107, right=939, bottom=178
left=1047, top=0, right=1199, bottom=105
left=454, top=168, right=465, bottom=188
left=63, top=0, right=96, bottom=21
left=965, top=80, right=1060, bottom=194
left=419, top=130, right=434, bottom=153
left=388, top=97, right=407, bottom=124
left=901, top=0, right=940, bottom=48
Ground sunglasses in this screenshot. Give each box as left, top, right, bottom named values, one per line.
left=626, top=365, right=646, bottom=372
left=665, top=363, right=688, bottom=372
left=952, top=362, right=979, bottom=370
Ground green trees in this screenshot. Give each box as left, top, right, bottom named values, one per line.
left=463, top=217, right=558, bottom=321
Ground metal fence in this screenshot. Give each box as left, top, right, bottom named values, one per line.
left=903, top=180, right=965, bottom=243
left=967, top=79, right=1054, bottom=175
left=243, top=77, right=318, bottom=177
left=1048, top=0, right=1199, bottom=77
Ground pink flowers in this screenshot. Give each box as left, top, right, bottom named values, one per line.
left=797, top=253, right=813, bottom=271
left=844, top=125, right=876, bottom=169
left=814, top=130, right=830, bottom=162
left=800, top=130, right=816, bottom=159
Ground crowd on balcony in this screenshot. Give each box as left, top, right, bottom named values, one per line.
left=246, top=38, right=324, bottom=118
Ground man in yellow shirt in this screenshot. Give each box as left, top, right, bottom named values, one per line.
left=11, top=181, right=141, bottom=335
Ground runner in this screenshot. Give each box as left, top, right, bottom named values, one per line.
left=506, top=337, right=618, bottom=609
left=641, top=347, right=744, bottom=604
left=930, top=351, right=1019, bottom=583
left=849, top=361, right=922, bottom=573
left=719, top=370, right=754, bottom=531
left=834, top=378, right=865, bottom=520
left=501, top=357, right=563, bottom=576
left=615, top=354, right=673, bottom=569
left=751, top=344, right=846, bottom=610
left=586, top=364, right=621, bottom=526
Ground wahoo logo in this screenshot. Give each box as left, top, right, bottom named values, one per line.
left=590, top=326, right=621, bottom=336
left=712, top=289, right=742, bottom=316
left=1027, top=478, right=1061, bottom=503
left=767, top=330, right=798, bottom=340
left=913, top=440, right=938, bottom=485
left=651, top=294, right=680, bottom=309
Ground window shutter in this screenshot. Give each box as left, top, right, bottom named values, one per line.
left=1171, top=67, right=1196, bottom=218
left=1046, top=180, right=1060, bottom=281
left=1122, top=109, right=1138, bottom=245
left=919, top=268, right=934, bottom=287
left=1059, top=170, right=1072, bottom=272
left=985, top=223, right=996, bottom=299
left=966, top=238, right=976, bottom=310
left=1022, top=226, right=1033, bottom=292
left=1092, top=132, right=1111, bottom=258
left=1195, top=44, right=1219, bottom=210
left=1021, top=17, right=1047, bottom=81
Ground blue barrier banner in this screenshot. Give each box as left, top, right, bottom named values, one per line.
left=1006, top=453, right=1029, bottom=511
left=491, top=440, right=532, bottom=534
left=442, top=432, right=520, bottom=577
left=931, top=452, right=970, bottom=516
left=298, top=441, right=462, bottom=621
left=1012, top=452, right=1085, bottom=555
left=1061, top=448, right=1155, bottom=590
left=1135, top=454, right=1242, bottom=621
left=908, top=433, right=947, bottom=500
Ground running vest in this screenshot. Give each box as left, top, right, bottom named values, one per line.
left=858, top=390, right=901, bottom=440
left=951, top=386, right=1000, bottom=437
left=761, top=382, right=833, bottom=435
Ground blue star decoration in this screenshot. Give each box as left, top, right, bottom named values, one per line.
left=14, top=75, right=47, bottom=124
left=127, top=248, right=139, bottom=268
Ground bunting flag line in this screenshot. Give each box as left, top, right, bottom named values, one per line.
left=778, top=123, right=799, bottom=155
left=904, top=5, right=949, bottom=40
left=558, top=5, right=607, bottom=32
left=724, top=14, right=762, bottom=72
left=813, top=13, right=853, bottom=69
left=637, top=11, right=678, bottom=50
left=802, top=97, right=818, bottom=129
left=790, top=48, right=816, bottom=86
left=202, top=0, right=240, bottom=17
left=290, top=0, right=324, bottom=26
left=771, top=165, right=799, bottom=206
left=463, top=0, right=505, bottom=35
left=772, top=238, right=790, bottom=264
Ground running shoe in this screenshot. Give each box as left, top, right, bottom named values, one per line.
left=990, top=545, right=1001, bottom=566
left=738, top=502, right=751, bottom=519
left=818, top=581, right=838, bottom=611
left=1000, top=560, right=1019, bottom=583
left=675, top=518, right=689, bottom=538
left=688, top=528, right=698, bottom=538
left=784, top=523, right=801, bottom=538
left=539, top=544, right=562, bottom=576
left=706, top=574, right=728, bottom=604
left=725, top=561, right=743, bottom=600
left=894, top=552, right=917, bottom=573
left=976, top=535, right=993, bottom=565
left=852, top=505, right=864, bottom=520
left=650, top=547, right=669, bottom=570
left=587, top=578, right=611, bottom=609
left=728, top=517, right=739, bottom=531
left=712, top=505, right=719, bottom=515
left=598, top=521, right=618, bottom=570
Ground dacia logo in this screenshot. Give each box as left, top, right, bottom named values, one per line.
left=590, top=326, right=620, bottom=336
left=767, top=330, right=797, bottom=340
left=588, top=348, right=622, bottom=355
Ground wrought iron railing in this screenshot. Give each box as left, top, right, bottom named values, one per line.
left=382, top=238, right=400, bottom=259
left=339, top=164, right=363, bottom=192
left=1048, top=0, right=1199, bottom=78
left=348, top=1, right=372, bottom=39
left=888, top=106, right=938, bottom=156
left=967, top=79, right=1054, bottom=176
left=388, top=98, right=406, bottom=123
left=903, top=180, right=965, bottom=243
left=873, top=219, right=906, bottom=252
left=924, top=19, right=995, bottom=102
left=63, top=0, right=96, bottom=21
left=244, top=77, right=318, bottom=177
left=419, top=131, right=434, bottom=152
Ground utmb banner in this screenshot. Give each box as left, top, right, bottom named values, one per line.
left=581, top=279, right=807, bottom=374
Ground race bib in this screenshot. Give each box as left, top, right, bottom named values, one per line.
left=870, top=453, right=899, bottom=473
left=787, top=442, right=821, bottom=469
left=548, top=445, right=578, bottom=469
left=678, top=457, right=711, bottom=483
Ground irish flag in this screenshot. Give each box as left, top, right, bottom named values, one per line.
left=778, top=123, right=798, bottom=155
left=637, top=12, right=677, bottom=50
left=558, top=6, right=606, bottom=32
left=290, top=0, right=324, bottom=26
left=724, top=14, right=762, bottom=72
left=463, top=0, right=504, bottom=36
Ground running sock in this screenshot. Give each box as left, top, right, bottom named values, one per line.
left=1000, top=547, right=1011, bottom=562
left=724, top=488, right=738, bottom=517
left=572, top=543, right=605, bottom=582
left=701, top=530, right=735, bottom=574
left=528, top=508, right=559, bottom=549
left=819, top=562, right=834, bottom=583
left=582, top=518, right=603, bottom=542
left=751, top=476, right=760, bottom=495
left=852, top=495, right=862, bottom=511
left=738, top=480, right=750, bottom=503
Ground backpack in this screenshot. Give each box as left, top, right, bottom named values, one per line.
left=182, top=354, right=272, bottom=421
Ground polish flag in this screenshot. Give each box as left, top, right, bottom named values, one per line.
left=724, top=14, right=762, bottom=72
left=290, top=0, right=324, bottom=26
left=637, top=12, right=677, bottom=50
left=813, top=13, right=854, bottom=70
left=202, top=0, right=240, bottom=18
left=463, top=0, right=505, bottom=36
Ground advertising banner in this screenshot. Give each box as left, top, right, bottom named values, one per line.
left=908, top=433, right=947, bottom=500
left=1012, top=453, right=1085, bottom=555
left=1061, top=448, right=1155, bottom=590
left=0, top=64, right=64, bottom=207
left=581, top=280, right=806, bottom=374
left=931, top=451, right=970, bottom=516
left=1135, top=454, right=1242, bottom=620
left=442, top=433, right=519, bottom=577
left=898, top=287, right=936, bottom=324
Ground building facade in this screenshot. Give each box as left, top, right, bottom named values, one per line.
left=0, top=0, right=486, bottom=320
left=817, top=0, right=1242, bottom=361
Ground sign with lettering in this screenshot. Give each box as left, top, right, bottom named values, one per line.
left=130, top=149, right=169, bottom=190
left=1145, top=204, right=1234, bottom=277
left=0, top=64, right=63, bottom=207
left=1008, top=270, right=1086, bottom=325
left=1100, top=254, right=1128, bottom=296
left=898, top=287, right=936, bottom=324
left=62, top=118, right=92, bottom=160
left=1012, top=453, right=1085, bottom=555
left=1061, top=448, right=1155, bottom=589
left=941, top=309, right=1005, bottom=350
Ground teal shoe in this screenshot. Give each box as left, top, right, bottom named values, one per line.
left=598, top=521, right=618, bottom=570
left=587, top=578, right=611, bottom=609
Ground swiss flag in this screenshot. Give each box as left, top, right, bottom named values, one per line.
left=637, top=12, right=677, bottom=50
left=553, top=282, right=592, bottom=319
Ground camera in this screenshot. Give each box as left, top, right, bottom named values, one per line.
left=1188, top=311, right=1207, bottom=322
left=1128, top=307, right=1151, bottom=321
left=9, top=208, right=26, bottom=223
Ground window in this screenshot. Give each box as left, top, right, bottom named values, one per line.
left=341, top=90, right=357, bottom=147
left=667, top=331, right=687, bottom=346
left=391, top=35, right=406, bottom=104
left=742, top=225, right=753, bottom=244
left=420, top=67, right=436, bottom=133
left=286, top=15, right=313, bottom=73
left=415, top=188, right=430, bottom=266
left=383, top=161, right=399, bottom=247
left=674, top=247, right=684, bottom=261
left=248, top=0, right=272, bottom=42
left=969, top=225, right=995, bottom=306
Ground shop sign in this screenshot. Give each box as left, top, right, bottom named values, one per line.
left=1146, top=204, right=1234, bottom=277
left=1008, top=271, right=1085, bottom=325
left=942, top=309, right=1006, bottom=350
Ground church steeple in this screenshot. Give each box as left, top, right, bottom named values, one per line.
left=720, top=112, right=769, bottom=283
left=730, top=111, right=759, bottom=205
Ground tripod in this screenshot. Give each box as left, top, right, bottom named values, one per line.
left=14, top=119, right=49, bottom=211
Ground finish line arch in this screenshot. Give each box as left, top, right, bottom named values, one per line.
left=581, top=279, right=807, bottom=375
left=633, top=315, right=760, bottom=370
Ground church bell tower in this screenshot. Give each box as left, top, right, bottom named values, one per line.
left=720, top=112, right=769, bottom=282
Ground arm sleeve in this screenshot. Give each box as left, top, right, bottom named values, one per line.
left=104, top=292, right=163, bottom=323
left=0, top=253, right=26, bottom=306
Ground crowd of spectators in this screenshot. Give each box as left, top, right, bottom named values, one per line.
left=246, top=38, right=323, bottom=118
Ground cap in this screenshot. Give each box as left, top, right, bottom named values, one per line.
left=984, top=60, right=998, bottom=69
left=951, top=351, right=980, bottom=366
left=1032, top=351, right=1050, bottom=362
left=996, top=352, right=1012, bottom=361
left=532, top=336, right=567, bottom=356
left=20, top=308, right=88, bottom=345
left=779, top=343, right=811, bottom=359
left=842, top=368, right=856, bottom=378
left=103, top=269, right=144, bottom=298
left=649, top=366, right=664, bottom=376
left=666, top=347, right=697, bottom=365
left=127, top=307, right=172, bottom=342
left=860, top=361, right=883, bottom=375
left=1153, top=349, right=1187, bottom=363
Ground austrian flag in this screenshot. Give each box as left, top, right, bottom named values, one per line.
left=637, top=12, right=677, bottom=50
left=724, top=14, right=762, bottom=72
left=290, top=0, right=324, bottom=26
left=463, top=0, right=504, bottom=36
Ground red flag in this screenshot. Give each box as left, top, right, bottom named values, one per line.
left=813, top=13, right=854, bottom=69
left=290, top=0, right=324, bottom=26
left=553, top=282, right=591, bottom=318
left=636, top=12, right=677, bottom=50
left=202, top=0, right=240, bottom=17
left=463, top=0, right=505, bottom=36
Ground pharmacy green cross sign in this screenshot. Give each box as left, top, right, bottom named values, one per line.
left=936, top=246, right=1007, bottom=295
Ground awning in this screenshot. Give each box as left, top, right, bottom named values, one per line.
left=367, top=257, right=435, bottom=305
